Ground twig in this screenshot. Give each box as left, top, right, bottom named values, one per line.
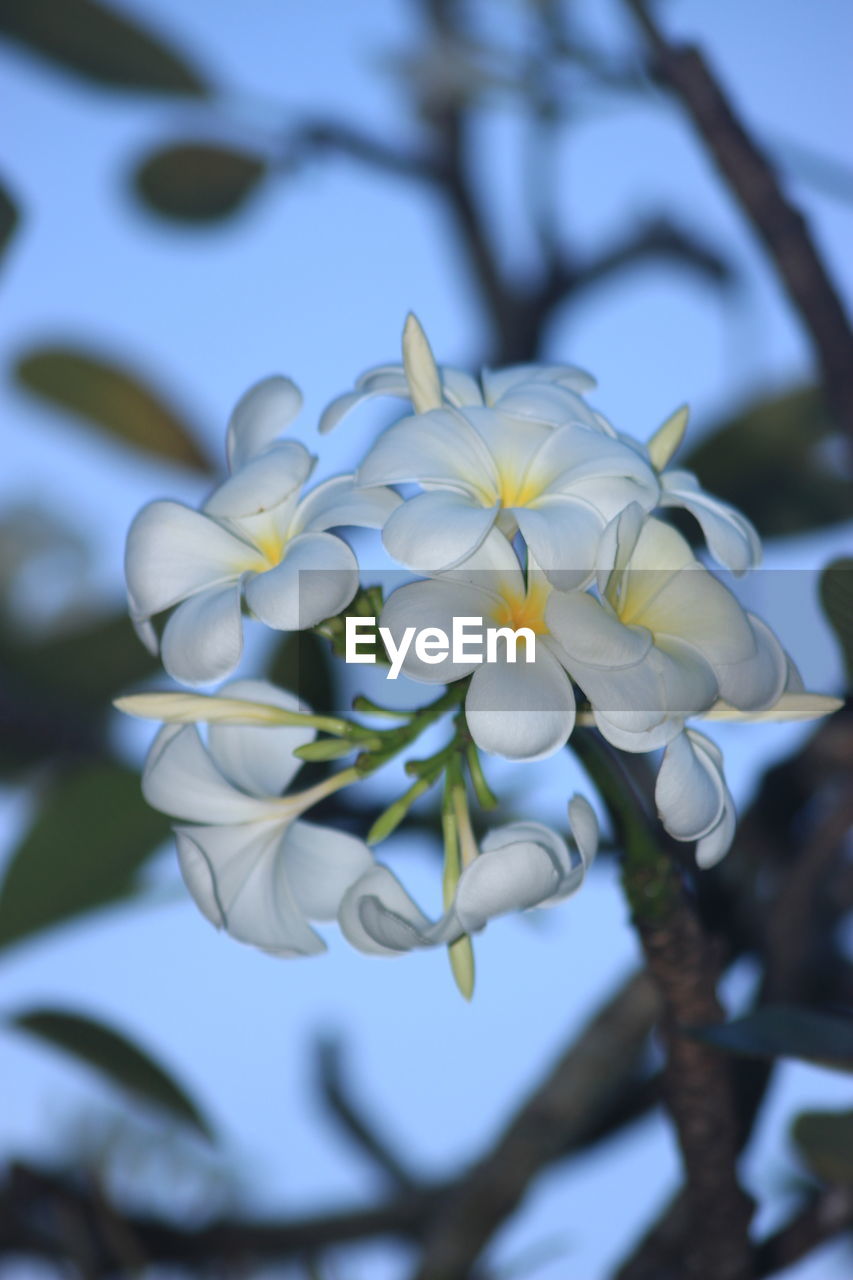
left=754, top=1184, right=853, bottom=1277
left=623, top=0, right=853, bottom=448
left=412, top=969, right=661, bottom=1280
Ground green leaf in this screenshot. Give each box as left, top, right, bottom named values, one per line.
left=792, top=1110, right=853, bottom=1184
left=134, top=143, right=267, bottom=223
left=0, top=178, right=19, bottom=264
left=0, top=0, right=206, bottom=94
left=0, top=762, right=169, bottom=951
left=688, top=1004, right=853, bottom=1070
left=820, top=558, right=853, bottom=684
left=681, top=387, right=850, bottom=538
left=0, top=611, right=160, bottom=776
left=269, top=629, right=336, bottom=717
left=10, top=1008, right=212, bottom=1140
left=15, top=346, right=212, bottom=471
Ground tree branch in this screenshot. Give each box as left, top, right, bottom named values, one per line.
left=623, top=0, right=853, bottom=449
left=754, top=1185, right=853, bottom=1277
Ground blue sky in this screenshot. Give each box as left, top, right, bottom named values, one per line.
left=1, top=2, right=851, bottom=1276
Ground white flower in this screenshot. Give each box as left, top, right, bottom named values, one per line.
left=547, top=507, right=788, bottom=752
left=319, top=312, right=600, bottom=433
left=141, top=679, right=374, bottom=956
left=380, top=531, right=577, bottom=760
left=339, top=796, right=598, bottom=955
left=655, top=728, right=736, bottom=868
left=125, top=375, right=400, bottom=684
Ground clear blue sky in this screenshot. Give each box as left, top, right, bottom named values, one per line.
left=1, top=2, right=851, bottom=1275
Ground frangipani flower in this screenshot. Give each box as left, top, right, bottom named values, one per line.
left=320, top=312, right=600, bottom=433
left=339, top=796, right=598, bottom=955
left=547, top=507, right=788, bottom=752
left=125, top=375, right=400, bottom=684
left=380, top=531, right=577, bottom=760
left=655, top=728, right=735, bottom=868
left=141, top=679, right=374, bottom=956
left=642, top=406, right=761, bottom=574
left=359, top=403, right=657, bottom=584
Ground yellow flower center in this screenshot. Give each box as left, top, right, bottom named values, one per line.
left=492, top=579, right=550, bottom=635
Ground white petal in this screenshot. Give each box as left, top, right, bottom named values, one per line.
left=568, top=794, right=599, bottom=865
left=714, top=612, right=788, bottom=712
left=482, top=363, right=596, bottom=403
left=338, top=866, right=439, bottom=955
left=660, top=470, right=761, bottom=573
left=175, top=821, right=325, bottom=955
left=380, top=579, right=494, bottom=683
left=546, top=590, right=653, bottom=670
left=647, top=405, right=688, bottom=470
left=402, top=313, right=442, bottom=413
left=292, top=475, right=401, bottom=533
left=143, top=724, right=273, bottom=823
left=702, top=692, right=843, bottom=722
left=454, top=838, right=562, bottom=932
left=227, top=376, right=303, bottom=469
left=319, top=370, right=411, bottom=434
left=382, top=491, right=497, bottom=571
left=465, top=648, right=576, bottom=760
left=528, top=425, right=658, bottom=510
left=655, top=730, right=726, bottom=841
left=204, top=443, right=314, bottom=518
left=160, top=583, right=244, bottom=685
left=358, top=408, right=497, bottom=492
left=695, top=797, right=737, bottom=868
left=282, top=820, right=375, bottom=919
left=207, top=678, right=313, bottom=797
left=125, top=501, right=251, bottom=620
left=244, top=532, right=358, bottom=631
left=514, top=497, right=602, bottom=590
left=438, top=367, right=483, bottom=406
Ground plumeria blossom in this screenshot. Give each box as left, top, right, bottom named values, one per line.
left=320, top=312, right=600, bottom=432
left=339, top=796, right=598, bottom=956
left=125, top=375, right=400, bottom=684
left=380, top=530, right=577, bottom=760
left=547, top=506, right=788, bottom=752
left=141, top=680, right=375, bottom=955
left=655, top=728, right=736, bottom=868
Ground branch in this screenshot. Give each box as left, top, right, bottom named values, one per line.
left=754, top=1185, right=853, bottom=1277
left=573, top=217, right=733, bottom=293
left=575, top=731, right=754, bottom=1280
left=412, top=969, right=661, bottom=1280
left=283, top=119, right=443, bottom=182
left=623, top=0, right=853, bottom=449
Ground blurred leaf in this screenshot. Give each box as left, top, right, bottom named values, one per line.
left=0, top=178, right=18, bottom=264
left=269, top=628, right=336, bottom=716
left=688, top=1004, right=853, bottom=1070
left=134, top=143, right=267, bottom=222
left=0, top=0, right=206, bottom=94
left=11, top=1008, right=212, bottom=1140
left=792, top=1110, right=853, bottom=1184
left=16, top=346, right=212, bottom=470
left=820, top=558, right=853, bottom=684
left=682, top=387, right=850, bottom=537
left=0, top=611, right=159, bottom=775
left=0, top=762, right=169, bottom=951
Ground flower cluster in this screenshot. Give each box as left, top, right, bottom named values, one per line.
left=119, top=315, right=839, bottom=993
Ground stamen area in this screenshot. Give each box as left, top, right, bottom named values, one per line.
left=492, top=580, right=550, bottom=635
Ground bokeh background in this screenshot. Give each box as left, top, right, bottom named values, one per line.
left=1, top=1, right=851, bottom=1277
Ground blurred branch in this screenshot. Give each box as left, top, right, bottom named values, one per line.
left=282, top=119, right=443, bottom=183
left=576, top=731, right=753, bottom=1280
left=572, top=216, right=732, bottom=294
left=754, top=1185, right=853, bottom=1277
left=624, top=0, right=853, bottom=449
left=315, top=1037, right=421, bottom=1192
left=412, top=969, right=661, bottom=1280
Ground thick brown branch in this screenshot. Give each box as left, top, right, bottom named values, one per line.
left=624, top=0, right=853, bottom=447
left=412, top=970, right=661, bottom=1280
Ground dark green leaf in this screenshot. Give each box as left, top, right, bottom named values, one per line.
left=16, top=346, right=212, bottom=470
left=688, top=1004, right=853, bottom=1070
left=134, top=143, right=267, bottom=222
left=792, top=1110, right=853, bottom=1184
left=682, top=387, right=850, bottom=538
left=820, top=558, right=853, bottom=684
left=0, top=762, right=169, bottom=951
left=0, top=178, right=19, bottom=264
left=0, top=611, right=160, bottom=775
left=0, top=0, right=206, bottom=94
left=11, top=1008, right=212, bottom=1140
left=269, top=628, right=336, bottom=717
